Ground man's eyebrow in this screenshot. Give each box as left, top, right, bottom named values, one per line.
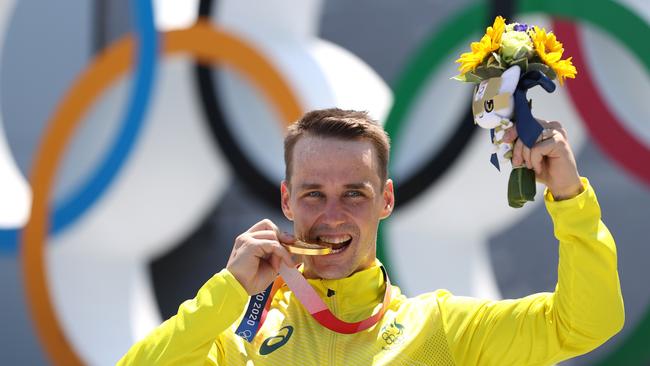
left=298, top=183, right=322, bottom=190
left=344, top=182, right=372, bottom=190
left=297, top=182, right=372, bottom=190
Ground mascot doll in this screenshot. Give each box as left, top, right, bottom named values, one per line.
left=454, top=17, right=577, bottom=207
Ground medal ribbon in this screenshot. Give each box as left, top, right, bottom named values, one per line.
left=236, top=263, right=392, bottom=342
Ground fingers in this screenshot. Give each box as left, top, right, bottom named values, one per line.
left=246, top=219, right=295, bottom=243
left=523, top=144, right=532, bottom=169
left=530, top=133, right=556, bottom=175
left=502, top=126, right=518, bottom=144
left=511, top=119, right=568, bottom=170
left=546, top=121, right=567, bottom=140
left=530, top=134, right=561, bottom=176
left=269, top=255, right=282, bottom=274
left=529, top=135, right=562, bottom=175
left=530, top=143, right=545, bottom=175
left=277, top=231, right=296, bottom=245
left=247, top=218, right=279, bottom=233
left=536, top=119, right=568, bottom=140
left=515, top=131, right=558, bottom=172
left=249, top=230, right=281, bottom=241
left=233, top=234, right=295, bottom=267
left=235, top=219, right=296, bottom=268
left=253, top=240, right=295, bottom=268
left=512, top=138, right=525, bottom=167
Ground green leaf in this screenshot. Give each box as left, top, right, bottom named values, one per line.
left=487, top=62, right=506, bottom=71
left=507, top=167, right=536, bottom=208
left=491, top=52, right=505, bottom=67
left=486, top=53, right=501, bottom=68
left=511, top=57, right=529, bottom=73
left=450, top=72, right=483, bottom=83
left=530, top=55, right=544, bottom=64
left=527, top=62, right=551, bottom=73
left=451, top=74, right=467, bottom=82
left=544, top=67, right=556, bottom=80
left=513, top=47, right=530, bottom=61
left=527, top=62, right=557, bottom=80
left=464, top=72, right=484, bottom=83
left=473, top=66, right=503, bottom=80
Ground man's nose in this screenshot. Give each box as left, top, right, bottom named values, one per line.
left=320, top=199, right=346, bottom=226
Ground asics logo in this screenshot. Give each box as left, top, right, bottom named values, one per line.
left=259, top=326, right=294, bottom=355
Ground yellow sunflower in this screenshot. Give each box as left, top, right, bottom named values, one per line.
left=456, top=16, right=506, bottom=75
left=530, top=26, right=577, bottom=85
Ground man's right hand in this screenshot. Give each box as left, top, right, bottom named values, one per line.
left=226, top=219, right=296, bottom=295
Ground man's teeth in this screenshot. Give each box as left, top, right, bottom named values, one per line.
left=329, top=246, right=347, bottom=254
left=317, top=235, right=352, bottom=245
left=316, top=235, right=352, bottom=254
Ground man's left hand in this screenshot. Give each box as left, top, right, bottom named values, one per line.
left=503, top=120, right=583, bottom=200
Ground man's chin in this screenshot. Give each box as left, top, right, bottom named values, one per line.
left=303, top=261, right=354, bottom=280
left=316, top=270, right=352, bottom=280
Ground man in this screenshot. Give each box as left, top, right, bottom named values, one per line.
left=118, top=108, right=624, bottom=365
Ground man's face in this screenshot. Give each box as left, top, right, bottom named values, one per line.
left=281, top=135, right=394, bottom=279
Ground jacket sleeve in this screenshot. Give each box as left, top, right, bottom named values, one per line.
left=117, top=268, right=249, bottom=366
left=438, top=178, right=625, bottom=366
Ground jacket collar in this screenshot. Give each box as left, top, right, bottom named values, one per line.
left=299, top=259, right=389, bottom=318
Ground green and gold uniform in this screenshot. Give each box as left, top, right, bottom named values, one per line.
left=119, top=179, right=624, bottom=365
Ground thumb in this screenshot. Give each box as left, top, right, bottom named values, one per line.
left=277, top=231, right=296, bottom=245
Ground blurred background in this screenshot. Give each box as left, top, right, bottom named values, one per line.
left=0, top=0, right=648, bottom=365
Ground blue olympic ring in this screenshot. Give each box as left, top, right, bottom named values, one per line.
left=0, top=0, right=157, bottom=253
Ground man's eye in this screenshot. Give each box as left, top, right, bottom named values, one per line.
left=345, top=191, right=363, bottom=198
left=307, top=191, right=322, bottom=198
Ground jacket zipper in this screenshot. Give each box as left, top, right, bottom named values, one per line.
left=329, top=290, right=338, bottom=365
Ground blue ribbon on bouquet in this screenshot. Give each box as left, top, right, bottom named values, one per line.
left=489, top=70, right=556, bottom=169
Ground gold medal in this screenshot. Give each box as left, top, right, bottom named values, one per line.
left=283, top=240, right=332, bottom=255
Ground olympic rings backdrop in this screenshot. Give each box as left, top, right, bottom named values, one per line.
left=0, top=0, right=648, bottom=365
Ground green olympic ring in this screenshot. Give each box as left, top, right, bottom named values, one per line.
left=378, top=0, right=650, bottom=364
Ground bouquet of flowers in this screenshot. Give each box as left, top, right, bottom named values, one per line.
left=453, top=16, right=577, bottom=208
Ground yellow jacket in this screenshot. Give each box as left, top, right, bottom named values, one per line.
left=118, top=179, right=624, bottom=365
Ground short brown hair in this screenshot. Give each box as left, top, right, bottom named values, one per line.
left=284, top=108, right=391, bottom=183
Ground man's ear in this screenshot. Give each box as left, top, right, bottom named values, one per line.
left=380, top=179, right=395, bottom=219
left=281, top=180, right=294, bottom=221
